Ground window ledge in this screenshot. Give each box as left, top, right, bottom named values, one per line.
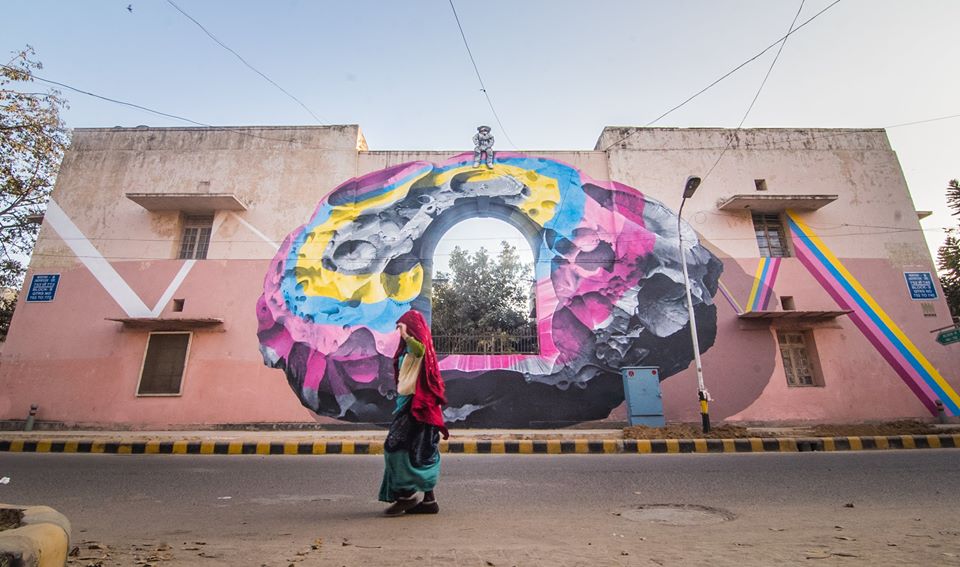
left=107, top=317, right=224, bottom=331
left=717, top=194, right=837, bottom=212
left=738, top=310, right=851, bottom=322
left=126, top=192, right=248, bottom=212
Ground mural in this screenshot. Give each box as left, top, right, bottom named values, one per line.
left=257, top=154, right=724, bottom=427
left=787, top=212, right=960, bottom=416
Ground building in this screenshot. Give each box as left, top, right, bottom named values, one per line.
left=1, top=125, right=956, bottom=429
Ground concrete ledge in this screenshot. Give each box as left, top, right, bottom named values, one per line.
left=0, top=434, right=958, bottom=455
left=0, top=504, right=70, bottom=567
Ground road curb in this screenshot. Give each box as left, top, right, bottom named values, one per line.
left=1, top=434, right=958, bottom=455
left=0, top=504, right=71, bottom=567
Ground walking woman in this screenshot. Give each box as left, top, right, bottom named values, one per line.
left=379, top=309, right=449, bottom=516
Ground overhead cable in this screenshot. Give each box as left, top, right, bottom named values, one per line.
left=601, top=0, right=842, bottom=151
left=702, top=0, right=806, bottom=184
left=448, top=0, right=517, bottom=148
left=164, top=0, right=327, bottom=124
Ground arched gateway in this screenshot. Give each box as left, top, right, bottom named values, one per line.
left=257, top=153, right=723, bottom=427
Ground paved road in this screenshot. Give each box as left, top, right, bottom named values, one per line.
left=2, top=451, right=959, bottom=566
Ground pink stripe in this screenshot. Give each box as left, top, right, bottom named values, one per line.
left=758, top=258, right=781, bottom=310
left=792, top=238, right=939, bottom=413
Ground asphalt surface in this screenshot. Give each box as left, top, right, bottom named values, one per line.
left=2, top=451, right=959, bottom=566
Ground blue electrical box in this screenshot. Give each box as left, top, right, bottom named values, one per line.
left=621, top=366, right=665, bottom=427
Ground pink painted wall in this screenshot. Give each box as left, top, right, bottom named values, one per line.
left=1, top=125, right=957, bottom=428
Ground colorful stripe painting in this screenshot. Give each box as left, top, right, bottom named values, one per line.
left=787, top=211, right=960, bottom=416
left=746, top=257, right=782, bottom=311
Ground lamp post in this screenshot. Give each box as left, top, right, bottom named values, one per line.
left=678, top=175, right=711, bottom=433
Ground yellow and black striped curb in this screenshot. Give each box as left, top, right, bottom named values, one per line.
left=1, top=434, right=959, bottom=455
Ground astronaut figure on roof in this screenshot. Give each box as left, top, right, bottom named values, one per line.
left=472, top=125, right=495, bottom=169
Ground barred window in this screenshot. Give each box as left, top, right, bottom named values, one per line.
left=777, top=331, right=819, bottom=387
left=137, top=332, right=191, bottom=395
left=752, top=213, right=790, bottom=258
left=178, top=215, right=213, bottom=260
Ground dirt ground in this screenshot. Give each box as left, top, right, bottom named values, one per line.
left=622, top=420, right=945, bottom=440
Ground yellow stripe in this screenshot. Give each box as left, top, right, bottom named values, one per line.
left=874, top=437, right=889, bottom=450
left=901, top=436, right=916, bottom=449
left=694, top=439, right=708, bottom=453
left=603, top=440, right=618, bottom=454
left=172, top=441, right=188, bottom=454
left=462, top=441, right=477, bottom=454
left=91, top=442, right=106, bottom=454
left=227, top=442, right=243, bottom=455
left=340, top=441, right=355, bottom=454
left=750, top=439, right=764, bottom=452
left=518, top=440, right=533, bottom=454
left=822, top=438, right=836, bottom=451
left=280, top=442, right=296, bottom=455
left=200, top=442, right=216, bottom=455
left=717, top=279, right=745, bottom=314
left=255, top=442, right=270, bottom=455
left=722, top=439, right=735, bottom=453
left=9, top=440, right=24, bottom=452
left=847, top=437, right=863, bottom=451
left=574, top=439, right=589, bottom=454
left=490, top=440, right=505, bottom=454
left=778, top=438, right=796, bottom=452
left=746, top=259, right=766, bottom=311
left=635, top=440, right=652, bottom=454
left=546, top=440, right=561, bottom=454
left=369, top=442, right=384, bottom=455
left=36, top=441, right=52, bottom=453
left=665, top=439, right=679, bottom=453
left=926, top=435, right=941, bottom=449
left=65, top=441, right=79, bottom=453
left=788, top=211, right=960, bottom=409
left=117, top=444, right=132, bottom=454
left=954, top=434, right=960, bottom=447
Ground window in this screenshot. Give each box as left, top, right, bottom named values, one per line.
left=781, top=296, right=795, bottom=311
left=752, top=213, right=790, bottom=258
left=754, top=179, right=768, bottom=191
left=137, top=332, right=191, bottom=395
left=178, top=215, right=213, bottom=259
left=777, top=331, right=820, bottom=387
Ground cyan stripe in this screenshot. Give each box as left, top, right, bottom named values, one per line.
left=789, top=218, right=959, bottom=413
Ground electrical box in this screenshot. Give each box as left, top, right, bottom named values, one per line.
left=621, top=366, right=665, bottom=427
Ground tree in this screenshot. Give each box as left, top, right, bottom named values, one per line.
left=938, top=179, right=960, bottom=319
left=431, top=241, right=535, bottom=353
left=0, top=46, right=69, bottom=338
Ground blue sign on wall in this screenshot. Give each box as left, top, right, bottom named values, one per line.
left=903, top=272, right=938, bottom=301
left=26, top=274, right=60, bottom=302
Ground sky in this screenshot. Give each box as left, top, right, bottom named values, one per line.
left=5, top=0, right=959, bottom=273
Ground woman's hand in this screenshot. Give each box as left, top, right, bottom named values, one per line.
left=396, top=322, right=409, bottom=339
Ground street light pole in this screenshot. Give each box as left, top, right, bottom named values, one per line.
left=678, top=176, right=710, bottom=433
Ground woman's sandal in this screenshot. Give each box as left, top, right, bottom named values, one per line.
left=384, top=494, right=420, bottom=516
left=405, top=500, right=439, bottom=514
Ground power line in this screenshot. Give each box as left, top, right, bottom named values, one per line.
left=164, top=0, right=327, bottom=125
left=0, top=64, right=345, bottom=148
left=601, top=0, right=842, bottom=152
left=702, top=0, right=806, bottom=184
left=448, top=0, right=516, bottom=148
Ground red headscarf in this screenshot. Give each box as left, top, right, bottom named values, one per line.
left=394, top=309, right=449, bottom=439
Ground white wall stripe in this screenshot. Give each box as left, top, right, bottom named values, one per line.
left=44, top=200, right=152, bottom=317
left=150, top=259, right=196, bottom=317
left=231, top=212, right=280, bottom=251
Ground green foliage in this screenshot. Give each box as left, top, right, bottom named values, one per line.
left=938, top=179, right=960, bottom=319
left=0, top=46, right=69, bottom=339
left=431, top=241, right=535, bottom=348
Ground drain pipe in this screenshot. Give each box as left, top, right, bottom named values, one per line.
left=24, top=404, right=38, bottom=431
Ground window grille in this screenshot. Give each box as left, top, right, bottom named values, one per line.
left=178, top=215, right=213, bottom=260
left=137, top=332, right=191, bottom=395
left=752, top=213, right=790, bottom=258
left=777, top=331, right=817, bottom=387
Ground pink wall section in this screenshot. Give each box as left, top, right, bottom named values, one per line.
left=3, top=126, right=958, bottom=429
left=0, top=261, right=317, bottom=426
